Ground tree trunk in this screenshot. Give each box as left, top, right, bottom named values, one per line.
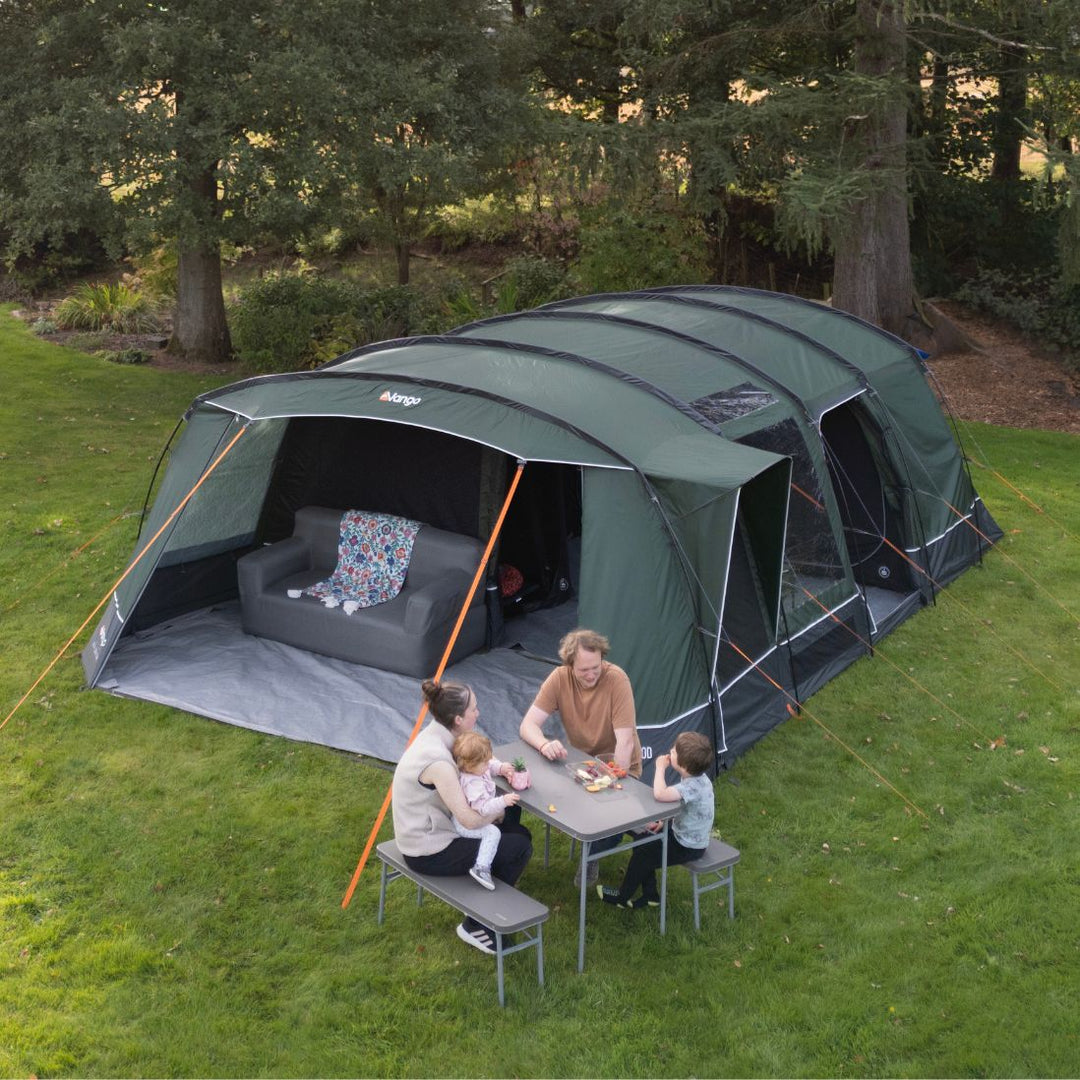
left=394, top=237, right=410, bottom=286
left=991, top=40, right=1027, bottom=182
left=831, top=0, right=913, bottom=337
left=166, top=163, right=232, bottom=364
left=168, top=244, right=232, bottom=364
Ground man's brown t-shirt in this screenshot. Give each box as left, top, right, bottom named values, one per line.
left=533, top=661, right=642, bottom=777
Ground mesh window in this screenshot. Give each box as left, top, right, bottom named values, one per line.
left=691, top=383, right=779, bottom=424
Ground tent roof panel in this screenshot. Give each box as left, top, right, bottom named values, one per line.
left=195, top=371, right=623, bottom=468
left=326, top=339, right=786, bottom=488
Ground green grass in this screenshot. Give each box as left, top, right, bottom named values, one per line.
left=3, top=306, right=1080, bottom=1077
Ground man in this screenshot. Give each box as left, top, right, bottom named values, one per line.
left=519, top=628, right=642, bottom=884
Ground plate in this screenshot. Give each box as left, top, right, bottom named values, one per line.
left=565, top=759, right=623, bottom=792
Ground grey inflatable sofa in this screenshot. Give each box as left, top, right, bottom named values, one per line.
left=236, top=506, right=487, bottom=677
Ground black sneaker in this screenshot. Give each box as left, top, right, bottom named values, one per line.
left=456, top=922, right=496, bottom=954
left=596, top=884, right=633, bottom=908
left=629, top=895, right=660, bottom=909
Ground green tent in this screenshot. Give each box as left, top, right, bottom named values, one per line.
left=83, top=286, right=998, bottom=772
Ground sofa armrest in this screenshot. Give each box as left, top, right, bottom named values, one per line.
left=403, top=572, right=474, bottom=635
left=238, top=536, right=313, bottom=595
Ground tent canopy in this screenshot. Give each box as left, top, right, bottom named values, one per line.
left=83, top=287, right=999, bottom=772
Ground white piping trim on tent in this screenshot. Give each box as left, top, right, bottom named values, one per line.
left=712, top=685, right=728, bottom=755
left=813, top=388, right=866, bottom=424
left=709, top=485, right=741, bottom=684
left=191, top=407, right=634, bottom=472
left=904, top=497, right=985, bottom=553
left=771, top=470, right=794, bottom=641
left=636, top=699, right=713, bottom=731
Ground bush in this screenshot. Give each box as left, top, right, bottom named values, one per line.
left=229, top=272, right=439, bottom=373
left=501, top=255, right=569, bottom=309
left=912, top=175, right=1061, bottom=296
left=427, top=196, right=525, bottom=252
left=438, top=256, right=570, bottom=328
left=54, top=281, right=162, bottom=333
left=129, top=246, right=178, bottom=300
left=571, top=198, right=709, bottom=294
left=952, top=268, right=1080, bottom=368
left=96, top=347, right=151, bottom=365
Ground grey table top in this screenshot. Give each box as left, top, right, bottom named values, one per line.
left=493, top=738, right=679, bottom=841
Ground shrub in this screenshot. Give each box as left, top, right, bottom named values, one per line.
left=912, top=174, right=1061, bottom=296
left=501, top=255, right=569, bottom=310
left=427, top=196, right=524, bottom=252
left=229, top=272, right=438, bottom=373
left=96, top=347, right=151, bottom=365
left=54, top=281, right=162, bottom=333
left=952, top=269, right=1080, bottom=368
left=30, top=317, right=57, bottom=335
left=571, top=198, right=709, bottom=294
left=130, top=247, right=178, bottom=300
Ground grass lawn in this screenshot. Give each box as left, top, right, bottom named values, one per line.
left=2, top=307, right=1079, bottom=1078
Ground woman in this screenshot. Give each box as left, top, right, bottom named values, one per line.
left=391, top=678, right=533, bottom=953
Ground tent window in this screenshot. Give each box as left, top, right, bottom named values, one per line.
left=691, top=383, right=778, bottom=425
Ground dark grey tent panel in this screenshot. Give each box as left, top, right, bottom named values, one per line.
left=84, top=288, right=1000, bottom=772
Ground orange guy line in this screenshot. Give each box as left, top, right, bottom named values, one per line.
left=341, top=461, right=527, bottom=909
left=725, top=637, right=927, bottom=819
left=2, top=424, right=249, bottom=735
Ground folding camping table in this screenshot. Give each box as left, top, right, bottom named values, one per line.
left=494, top=739, right=681, bottom=972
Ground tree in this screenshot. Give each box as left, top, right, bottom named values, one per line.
left=1, top=2, right=425, bottom=362
left=329, top=0, right=536, bottom=285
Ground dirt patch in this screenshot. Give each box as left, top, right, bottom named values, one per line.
left=923, top=301, right=1080, bottom=435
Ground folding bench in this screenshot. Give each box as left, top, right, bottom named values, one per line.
left=375, top=839, right=548, bottom=1006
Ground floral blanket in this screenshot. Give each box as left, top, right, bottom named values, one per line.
left=300, top=510, right=421, bottom=614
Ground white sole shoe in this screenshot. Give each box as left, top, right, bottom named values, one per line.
left=456, top=922, right=496, bottom=954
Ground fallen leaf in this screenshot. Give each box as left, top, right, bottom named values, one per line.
left=989, top=736, right=1006, bottom=750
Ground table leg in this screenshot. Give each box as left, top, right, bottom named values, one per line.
left=578, top=839, right=590, bottom=972
left=659, top=821, right=669, bottom=935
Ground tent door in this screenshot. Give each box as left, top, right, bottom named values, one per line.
left=820, top=399, right=913, bottom=595
left=495, top=462, right=581, bottom=621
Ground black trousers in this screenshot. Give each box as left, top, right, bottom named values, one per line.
left=616, top=832, right=705, bottom=902
left=404, top=807, right=533, bottom=935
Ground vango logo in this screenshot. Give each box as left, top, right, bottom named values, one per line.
left=379, top=389, right=422, bottom=408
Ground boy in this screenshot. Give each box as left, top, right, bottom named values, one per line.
left=597, top=731, right=714, bottom=909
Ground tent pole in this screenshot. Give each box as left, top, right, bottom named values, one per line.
left=341, top=460, right=528, bottom=910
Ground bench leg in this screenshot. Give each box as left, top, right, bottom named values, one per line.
left=537, top=924, right=545, bottom=989
left=495, top=932, right=506, bottom=1007
left=690, top=864, right=736, bottom=930
left=378, top=862, right=389, bottom=925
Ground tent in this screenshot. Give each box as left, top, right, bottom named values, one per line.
left=82, top=285, right=1000, bottom=774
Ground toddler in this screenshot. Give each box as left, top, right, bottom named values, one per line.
left=452, top=731, right=520, bottom=890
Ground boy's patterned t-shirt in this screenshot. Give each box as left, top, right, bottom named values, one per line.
left=672, top=773, right=715, bottom=849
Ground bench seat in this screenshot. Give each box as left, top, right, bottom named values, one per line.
left=376, top=839, right=548, bottom=1006
left=684, top=837, right=740, bottom=929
